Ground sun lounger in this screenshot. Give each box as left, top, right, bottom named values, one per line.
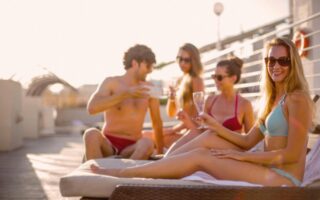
left=60, top=158, right=211, bottom=198
left=61, top=95, right=320, bottom=199
left=60, top=133, right=320, bottom=200
left=107, top=136, right=320, bottom=200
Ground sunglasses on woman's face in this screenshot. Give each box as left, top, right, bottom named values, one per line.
left=211, top=74, right=229, bottom=81
left=264, top=57, right=291, bottom=68
left=176, top=56, right=191, bottom=64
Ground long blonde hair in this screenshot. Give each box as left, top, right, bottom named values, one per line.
left=259, top=37, right=313, bottom=122
left=176, top=43, right=203, bottom=107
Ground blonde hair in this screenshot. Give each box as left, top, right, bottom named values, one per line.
left=177, top=43, right=203, bottom=107
left=258, top=37, right=313, bottom=122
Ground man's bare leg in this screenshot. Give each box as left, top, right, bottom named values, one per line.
left=83, top=128, right=114, bottom=160
left=120, top=137, right=154, bottom=160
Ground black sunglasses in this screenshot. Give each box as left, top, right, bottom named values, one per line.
left=211, top=74, right=229, bottom=81
left=176, top=56, right=191, bottom=63
left=264, top=57, right=291, bottom=68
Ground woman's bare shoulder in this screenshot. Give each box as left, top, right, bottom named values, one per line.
left=286, top=91, right=313, bottom=115
left=286, top=91, right=310, bottom=104
left=191, top=76, right=204, bottom=90
left=191, top=76, right=203, bottom=82
left=205, top=93, right=218, bottom=104
left=238, top=95, right=253, bottom=107
left=191, top=77, right=204, bottom=86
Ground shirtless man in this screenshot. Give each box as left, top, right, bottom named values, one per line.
left=83, top=44, right=164, bottom=161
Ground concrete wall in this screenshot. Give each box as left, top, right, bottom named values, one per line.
left=0, top=80, right=23, bottom=151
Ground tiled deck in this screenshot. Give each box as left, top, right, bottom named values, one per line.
left=0, top=129, right=84, bottom=199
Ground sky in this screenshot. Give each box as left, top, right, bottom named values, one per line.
left=0, top=0, right=289, bottom=88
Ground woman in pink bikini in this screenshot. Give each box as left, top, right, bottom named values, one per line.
left=165, top=56, right=255, bottom=155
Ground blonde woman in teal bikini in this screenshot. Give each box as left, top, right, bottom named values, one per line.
left=90, top=37, right=313, bottom=186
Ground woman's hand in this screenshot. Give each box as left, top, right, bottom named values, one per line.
left=163, top=128, right=176, bottom=135
left=168, top=85, right=176, bottom=100
left=176, top=110, right=195, bottom=129
left=210, top=149, right=246, bottom=161
left=198, top=112, right=221, bottom=131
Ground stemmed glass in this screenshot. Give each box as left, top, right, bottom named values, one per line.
left=168, top=79, right=178, bottom=95
left=193, top=91, right=206, bottom=129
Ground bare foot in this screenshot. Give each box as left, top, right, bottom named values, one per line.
left=90, top=164, right=122, bottom=177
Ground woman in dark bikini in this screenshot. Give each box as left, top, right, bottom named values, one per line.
left=143, top=43, right=204, bottom=149
left=165, top=56, right=254, bottom=155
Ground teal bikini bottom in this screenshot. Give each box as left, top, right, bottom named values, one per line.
left=271, top=168, right=302, bottom=186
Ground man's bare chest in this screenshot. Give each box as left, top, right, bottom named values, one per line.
left=116, top=98, right=149, bottom=111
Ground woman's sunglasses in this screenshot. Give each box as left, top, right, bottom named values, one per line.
left=176, top=56, right=191, bottom=64
left=211, top=74, right=229, bottom=81
left=264, top=57, right=291, bottom=68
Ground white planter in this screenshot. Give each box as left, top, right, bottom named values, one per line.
left=40, top=106, right=55, bottom=136
left=0, top=80, right=23, bottom=151
left=21, top=96, right=41, bottom=139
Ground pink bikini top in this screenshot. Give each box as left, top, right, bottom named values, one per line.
left=208, top=94, right=242, bottom=131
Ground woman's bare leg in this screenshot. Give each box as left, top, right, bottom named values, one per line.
left=166, top=130, right=242, bottom=157
left=91, top=148, right=295, bottom=186
left=91, top=149, right=204, bottom=178
left=165, top=129, right=199, bottom=155
left=198, top=152, right=294, bottom=186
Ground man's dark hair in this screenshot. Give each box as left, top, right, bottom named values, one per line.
left=123, top=44, right=156, bottom=70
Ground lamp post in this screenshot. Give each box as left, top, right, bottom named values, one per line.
left=213, top=2, right=224, bottom=50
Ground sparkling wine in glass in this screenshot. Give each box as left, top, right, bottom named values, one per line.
left=193, top=91, right=205, bottom=129
left=168, top=78, right=178, bottom=95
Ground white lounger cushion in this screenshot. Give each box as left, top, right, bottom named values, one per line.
left=303, top=135, right=320, bottom=186
left=60, top=136, right=320, bottom=198
left=60, top=158, right=211, bottom=198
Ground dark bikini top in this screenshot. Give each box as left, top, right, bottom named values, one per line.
left=208, top=94, right=243, bottom=131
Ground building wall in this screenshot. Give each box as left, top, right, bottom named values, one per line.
left=292, top=0, right=320, bottom=92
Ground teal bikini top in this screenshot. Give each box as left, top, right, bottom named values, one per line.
left=259, top=95, right=288, bottom=137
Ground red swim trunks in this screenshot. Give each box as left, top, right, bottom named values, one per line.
left=104, top=133, right=136, bottom=155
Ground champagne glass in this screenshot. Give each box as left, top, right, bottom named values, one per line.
left=168, top=78, right=178, bottom=95
left=193, top=91, right=205, bottom=129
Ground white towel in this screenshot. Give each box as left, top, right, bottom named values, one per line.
left=182, top=171, right=262, bottom=187
left=303, top=136, right=320, bottom=186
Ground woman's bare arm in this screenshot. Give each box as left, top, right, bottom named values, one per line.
left=212, top=92, right=312, bottom=166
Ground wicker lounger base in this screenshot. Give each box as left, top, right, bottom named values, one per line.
left=105, top=184, right=320, bottom=200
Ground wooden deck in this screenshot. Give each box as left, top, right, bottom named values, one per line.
left=0, top=128, right=84, bottom=199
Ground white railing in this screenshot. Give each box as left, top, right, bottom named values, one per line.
left=203, top=12, right=320, bottom=100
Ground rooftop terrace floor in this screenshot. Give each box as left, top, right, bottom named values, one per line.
left=1, top=126, right=318, bottom=200
left=0, top=129, right=84, bottom=199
